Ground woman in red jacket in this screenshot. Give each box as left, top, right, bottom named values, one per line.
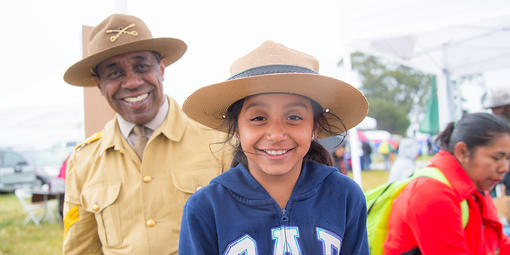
left=385, top=112, right=510, bottom=254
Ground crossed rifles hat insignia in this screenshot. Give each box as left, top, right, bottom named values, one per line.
left=106, top=24, right=138, bottom=42
left=63, top=14, right=187, bottom=87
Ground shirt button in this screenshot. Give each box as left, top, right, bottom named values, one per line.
left=92, top=203, right=100, bottom=212
left=143, top=175, right=152, bottom=183
left=146, top=218, right=156, bottom=227
left=195, top=185, right=202, bottom=191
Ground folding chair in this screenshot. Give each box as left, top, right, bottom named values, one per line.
left=44, top=198, right=60, bottom=223
left=14, top=187, right=46, bottom=226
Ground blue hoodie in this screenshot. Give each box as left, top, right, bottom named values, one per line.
left=179, top=161, right=368, bottom=255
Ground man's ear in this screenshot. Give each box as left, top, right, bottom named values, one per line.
left=453, top=142, right=470, bottom=165
left=93, top=77, right=105, bottom=96
left=160, top=58, right=167, bottom=81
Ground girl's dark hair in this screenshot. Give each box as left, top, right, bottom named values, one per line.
left=224, top=95, right=345, bottom=168
left=435, top=112, right=510, bottom=154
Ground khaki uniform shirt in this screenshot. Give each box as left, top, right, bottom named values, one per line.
left=63, top=97, right=232, bottom=255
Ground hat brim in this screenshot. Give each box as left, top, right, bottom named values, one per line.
left=485, top=102, right=510, bottom=108
left=63, top=38, right=186, bottom=87
left=183, top=73, right=369, bottom=138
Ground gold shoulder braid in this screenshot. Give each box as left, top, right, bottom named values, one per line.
left=74, top=131, right=102, bottom=151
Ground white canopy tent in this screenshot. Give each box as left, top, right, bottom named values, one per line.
left=337, top=0, right=510, bottom=186
left=345, top=10, right=510, bottom=130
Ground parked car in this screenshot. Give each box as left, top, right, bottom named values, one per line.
left=0, top=149, right=39, bottom=193
left=20, top=149, right=68, bottom=186
left=17, top=148, right=70, bottom=217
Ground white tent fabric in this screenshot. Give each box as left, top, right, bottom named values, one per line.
left=338, top=1, right=510, bottom=186
left=346, top=12, right=510, bottom=129
left=357, top=116, right=377, bottom=130
left=351, top=15, right=510, bottom=76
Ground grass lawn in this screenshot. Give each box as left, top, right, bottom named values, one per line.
left=347, top=170, right=389, bottom=192
left=0, top=170, right=388, bottom=254
left=0, top=193, right=63, bottom=255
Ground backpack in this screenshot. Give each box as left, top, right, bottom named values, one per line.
left=365, top=167, right=469, bottom=255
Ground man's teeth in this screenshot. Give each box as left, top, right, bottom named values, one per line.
left=124, top=93, right=148, bottom=103
left=265, top=150, right=287, bottom=155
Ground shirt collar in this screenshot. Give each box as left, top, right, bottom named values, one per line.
left=117, top=96, right=169, bottom=139
left=429, top=150, right=477, bottom=199
left=99, top=96, right=184, bottom=155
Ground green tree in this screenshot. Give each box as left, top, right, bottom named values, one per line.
left=368, top=98, right=410, bottom=135
left=349, top=52, right=433, bottom=135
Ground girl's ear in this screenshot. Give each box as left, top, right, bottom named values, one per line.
left=311, top=130, right=318, bottom=140
left=453, top=142, right=470, bottom=165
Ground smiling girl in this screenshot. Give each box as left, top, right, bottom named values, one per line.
left=178, top=41, right=370, bottom=254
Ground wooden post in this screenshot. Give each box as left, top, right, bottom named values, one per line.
left=82, top=25, right=115, bottom=138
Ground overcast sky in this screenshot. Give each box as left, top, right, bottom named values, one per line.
left=3, top=0, right=509, bottom=108
left=1, top=0, right=510, bottom=148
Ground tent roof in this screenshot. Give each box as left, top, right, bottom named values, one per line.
left=347, top=13, right=510, bottom=76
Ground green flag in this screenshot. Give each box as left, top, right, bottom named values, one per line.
left=419, top=76, right=439, bottom=134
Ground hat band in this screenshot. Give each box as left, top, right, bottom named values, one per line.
left=228, top=64, right=317, bottom=80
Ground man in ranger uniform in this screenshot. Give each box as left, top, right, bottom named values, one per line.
left=62, top=14, right=231, bottom=255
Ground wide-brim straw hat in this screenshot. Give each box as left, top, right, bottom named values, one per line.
left=485, top=86, right=510, bottom=108
left=183, top=40, right=368, bottom=138
left=64, top=13, right=186, bottom=87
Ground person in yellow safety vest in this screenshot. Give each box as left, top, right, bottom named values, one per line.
left=384, top=112, right=510, bottom=254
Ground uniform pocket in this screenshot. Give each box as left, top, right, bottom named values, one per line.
left=81, top=183, right=122, bottom=248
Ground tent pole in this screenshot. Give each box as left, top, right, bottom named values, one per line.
left=342, top=49, right=363, bottom=187
left=437, top=69, right=457, bottom=131
left=348, top=128, right=363, bottom=187
left=436, top=72, right=450, bottom=131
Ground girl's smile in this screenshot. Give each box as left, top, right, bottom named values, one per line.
left=237, top=93, right=316, bottom=181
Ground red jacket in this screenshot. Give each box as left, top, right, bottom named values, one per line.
left=384, top=150, right=510, bottom=255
